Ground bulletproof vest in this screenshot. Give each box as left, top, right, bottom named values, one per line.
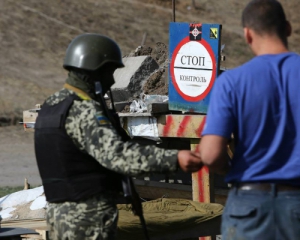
left=34, top=94, right=123, bottom=203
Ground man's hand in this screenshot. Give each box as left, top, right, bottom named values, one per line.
left=177, top=150, right=203, bottom=172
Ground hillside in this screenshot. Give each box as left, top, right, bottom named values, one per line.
left=0, top=0, right=299, bottom=123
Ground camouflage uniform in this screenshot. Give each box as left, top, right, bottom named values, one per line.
left=45, top=72, right=178, bottom=240
left=47, top=193, right=118, bottom=240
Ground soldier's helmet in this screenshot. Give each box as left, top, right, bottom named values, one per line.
left=63, top=33, right=124, bottom=71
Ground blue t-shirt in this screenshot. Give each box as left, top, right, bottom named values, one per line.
left=202, top=52, right=300, bottom=185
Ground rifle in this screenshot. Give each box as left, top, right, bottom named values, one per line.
left=121, top=176, right=150, bottom=240
left=95, top=82, right=150, bottom=240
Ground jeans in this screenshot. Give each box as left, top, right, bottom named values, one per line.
left=221, top=185, right=300, bottom=240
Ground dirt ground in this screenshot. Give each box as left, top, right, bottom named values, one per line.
left=0, top=126, right=42, bottom=187
left=0, top=0, right=299, bottom=187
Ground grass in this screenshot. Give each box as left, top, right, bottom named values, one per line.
left=0, top=186, right=29, bottom=198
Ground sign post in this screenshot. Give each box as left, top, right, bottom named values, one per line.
left=169, top=23, right=222, bottom=113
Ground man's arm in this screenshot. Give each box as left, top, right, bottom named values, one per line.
left=66, top=99, right=202, bottom=176
left=199, top=135, right=230, bottom=175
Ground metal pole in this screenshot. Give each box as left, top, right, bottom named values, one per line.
left=141, top=32, right=147, bottom=46
left=172, top=0, right=176, bottom=22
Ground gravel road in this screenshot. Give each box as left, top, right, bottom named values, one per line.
left=0, top=126, right=42, bottom=187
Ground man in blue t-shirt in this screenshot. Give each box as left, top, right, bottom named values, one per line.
left=199, top=0, right=300, bottom=239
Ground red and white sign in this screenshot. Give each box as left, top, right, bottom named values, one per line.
left=170, top=37, right=216, bottom=102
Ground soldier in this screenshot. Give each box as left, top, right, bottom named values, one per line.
left=34, top=33, right=203, bottom=240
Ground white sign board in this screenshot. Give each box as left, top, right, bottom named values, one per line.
left=173, top=41, right=213, bottom=97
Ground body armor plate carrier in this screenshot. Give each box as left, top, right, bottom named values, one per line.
left=34, top=94, right=123, bottom=203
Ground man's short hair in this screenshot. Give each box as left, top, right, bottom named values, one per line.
left=242, top=0, right=287, bottom=42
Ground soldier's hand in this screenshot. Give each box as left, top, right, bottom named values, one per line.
left=177, top=150, right=203, bottom=172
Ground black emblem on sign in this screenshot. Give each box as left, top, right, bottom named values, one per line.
left=189, top=23, right=202, bottom=41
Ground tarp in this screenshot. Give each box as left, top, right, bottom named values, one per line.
left=117, top=198, right=223, bottom=240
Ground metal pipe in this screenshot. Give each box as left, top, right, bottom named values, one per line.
left=141, top=32, right=147, bottom=46
left=172, top=0, right=176, bottom=22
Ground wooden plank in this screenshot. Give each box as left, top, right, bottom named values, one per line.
left=190, top=139, right=214, bottom=204
left=134, top=179, right=228, bottom=205
left=191, top=138, right=216, bottom=203
left=190, top=139, right=218, bottom=240
left=157, top=114, right=206, bottom=138
left=215, top=194, right=227, bottom=206
left=134, top=179, right=192, bottom=200
left=118, top=112, right=152, bottom=117
left=132, top=216, right=222, bottom=240
left=21, top=234, right=44, bottom=239
left=35, top=230, right=48, bottom=240
left=1, top=219, right=47, bottom=230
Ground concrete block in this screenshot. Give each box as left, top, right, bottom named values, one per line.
left=112, top=56, right=159, bottom=102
